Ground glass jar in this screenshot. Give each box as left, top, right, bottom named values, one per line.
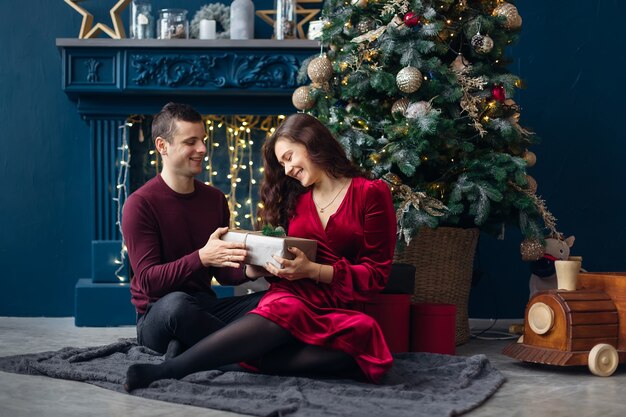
left=274, top=0, right=296, bottom=40
left=130, top=1, right=154, bottom=39
left=158, top=9, right=188, bottom=39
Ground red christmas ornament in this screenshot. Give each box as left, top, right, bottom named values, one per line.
left=492, top=84, right=506, bottom=102
left=403, top=12, right=421, bottom=27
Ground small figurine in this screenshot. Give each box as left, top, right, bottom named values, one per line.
left=528, top=235, right=575, bottom=297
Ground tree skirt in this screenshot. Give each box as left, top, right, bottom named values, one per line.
left=0, top=339, right=505, bottom=417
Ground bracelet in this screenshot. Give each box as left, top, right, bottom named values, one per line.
left=316, top=263, right=322, bottom=284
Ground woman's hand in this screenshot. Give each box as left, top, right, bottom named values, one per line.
left=265, top=247, right=317, bottom=281
left=245, top=264, right=269, bottom=279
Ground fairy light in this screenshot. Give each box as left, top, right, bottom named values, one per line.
left=204, top=118, right=217, bottom=185
left=200, top=115, right=284, bottom=229
left=113, top=116, right=138, bottom=282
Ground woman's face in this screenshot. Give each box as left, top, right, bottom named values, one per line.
left=274, top=137, right=322, bottom=187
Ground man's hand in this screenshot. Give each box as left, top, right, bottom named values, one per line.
left=199, top=227, right=247, bottom=268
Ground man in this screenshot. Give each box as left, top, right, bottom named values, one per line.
left=122, top=102, right=265, bottom=358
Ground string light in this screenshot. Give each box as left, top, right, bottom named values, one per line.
left=200, top=115, right=285, bottom=229
left=113, top=116, right=139, bottom=282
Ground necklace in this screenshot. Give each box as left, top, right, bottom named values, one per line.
left=313, top=180, right=349, bottom=213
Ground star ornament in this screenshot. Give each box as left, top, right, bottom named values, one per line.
left=64, top=0, right=132, bottom=39
left=256, top=7, right=320, bottom=39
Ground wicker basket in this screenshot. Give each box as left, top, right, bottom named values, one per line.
left=394, top=227, right=479, bottom=345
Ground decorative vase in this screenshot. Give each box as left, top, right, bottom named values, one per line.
left=274, top=0, right=297, bottom=40
left=130, top=0, right=154, bottom=39
left=394, top=227, right=479, bottom=345
left=157, top=9, right=188, bottom=39
left=230, top=0, right=254, bottom=40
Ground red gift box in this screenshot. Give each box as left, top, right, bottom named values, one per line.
left=410, top=303, right=456, bottom=355
left=354, top=294, right=411, bottom=353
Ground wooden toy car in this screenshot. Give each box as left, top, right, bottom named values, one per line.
left=503, top=272, right=626, bottom=376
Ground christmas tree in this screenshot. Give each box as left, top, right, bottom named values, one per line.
left=294, top=0, right=557, bottom=256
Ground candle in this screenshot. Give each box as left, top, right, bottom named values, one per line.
left=199, top=19, right=216, bottom=40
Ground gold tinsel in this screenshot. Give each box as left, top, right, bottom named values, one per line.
left=525, top=174, right=538, bottom=194
left=382, top=173, right=447, bottom=220
left=455, top=66, right=488, bottom=136
left=510, top=181, right=561, bottom=241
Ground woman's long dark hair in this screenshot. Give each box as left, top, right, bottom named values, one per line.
left=259, top=113, right=366, bottom=229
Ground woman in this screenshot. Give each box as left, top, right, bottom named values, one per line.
left=124, top=113, right=397, bottom=391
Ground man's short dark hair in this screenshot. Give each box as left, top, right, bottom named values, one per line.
left=152, top=102, right=203, bottom=143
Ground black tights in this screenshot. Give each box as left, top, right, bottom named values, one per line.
left=124, top=313, right=357, bottom=391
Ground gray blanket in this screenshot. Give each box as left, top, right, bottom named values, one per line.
left=0, top=339, right=505, bottom=417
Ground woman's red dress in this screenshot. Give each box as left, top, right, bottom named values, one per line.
left=249, top=177, right=397, bottom=383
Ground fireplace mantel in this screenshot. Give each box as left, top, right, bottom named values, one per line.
left=58, top=38, right=319, bottom=325
left=56, top=38, right=319, bottom=117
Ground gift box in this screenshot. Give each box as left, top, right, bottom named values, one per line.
left=410, top=303, right=456, bottom=355
left=353, top=294, right=411, bottom=353
left=221, top=230, right=317, bottom=269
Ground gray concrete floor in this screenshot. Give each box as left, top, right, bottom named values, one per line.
left=1, top=317, right=626, bottom=417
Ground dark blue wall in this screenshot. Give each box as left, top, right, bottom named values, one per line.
left=469, top=1, right=626, bottom=318
left=1, top=1, right=623, bottom=318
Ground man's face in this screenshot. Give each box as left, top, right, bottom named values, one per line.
left=160, top=120, right=207, bottom=177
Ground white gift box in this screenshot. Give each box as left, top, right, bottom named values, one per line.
left=221, top=230, right=317, bottom=269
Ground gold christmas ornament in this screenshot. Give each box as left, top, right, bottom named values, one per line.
left=307, top=55, right=333, bottom=83
left=391, top=98, right=410, bottom=115
left=292, top=86, right=315, bottom=110
left=520, top=238, right=544, bottom=261
left=351, top=0, right=368, bottom=8
left=493, top=2, right=522, bottom=30
left=525, top=174, right=538, bottom=194
left=396, top=67, right=423, bottom=93
left=471, top=32, right=494, bottom=54
left=451, top=54, right=470, bottom=73
left=522, top=150, right=537, bottom=167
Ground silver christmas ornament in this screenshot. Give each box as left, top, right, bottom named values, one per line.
left=405, top=101, right=432, bottom=119
left=396, top=67, right=423, bottom=93
left=351, top=0, right=368, bottom=9
left=357, top=18, right=376, bottom=34
left=471, top=32, right=494, bottom=54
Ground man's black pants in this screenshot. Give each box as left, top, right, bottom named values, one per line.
left=136, top=290, right=266, bottom=354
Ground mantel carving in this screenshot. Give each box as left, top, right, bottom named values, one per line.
left=130, top=53, right=300, bottom=89
left=56, top=38, right=319, bottom=116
